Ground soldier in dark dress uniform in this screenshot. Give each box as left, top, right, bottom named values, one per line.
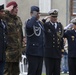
left=0, top=4, right=7, bottom=75
left=25, top=6, right=45, bottom=75
left=43, top=9, right=64, bottom=75
left=64, top=18, right=76, bottom=75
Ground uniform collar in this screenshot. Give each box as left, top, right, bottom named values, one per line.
left=50, top=21, right=57, bottom=29
left=75, top=30, right=76, bottom=32
left=50, top=21, right=54, bottom=25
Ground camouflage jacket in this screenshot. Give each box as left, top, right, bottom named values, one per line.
left=4, top=11, right=23, bottom=62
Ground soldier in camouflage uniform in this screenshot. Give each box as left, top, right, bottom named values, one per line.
left=4, top=1, right=24, bottom=75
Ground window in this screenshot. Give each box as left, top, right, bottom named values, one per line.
left=71, top=0, right=76, bottom=15
left=39, top=0, right=51, bottom=14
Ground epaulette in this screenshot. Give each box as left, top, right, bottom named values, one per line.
left=25, top=19, right=30, bottom=25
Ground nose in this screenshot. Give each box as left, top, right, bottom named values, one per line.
left=16, top=7, right=18, bottom=11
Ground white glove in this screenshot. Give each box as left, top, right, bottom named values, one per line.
left=64, top=23, right=73, bottom=30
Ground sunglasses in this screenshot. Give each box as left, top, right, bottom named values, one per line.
left=51, top=16, right=57, bottom=18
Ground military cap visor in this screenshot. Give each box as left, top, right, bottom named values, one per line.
left=48, top=9, right=58, bottom=16
left=0, top=4, right=4, bottom=11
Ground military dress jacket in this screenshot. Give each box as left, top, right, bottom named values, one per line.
left=0, top=20, right=7, bottom=61
left=5, top=11, right=23, bottom=62
left=64, top=29, right=76, bottom=58
left=26, top=17, right=45, bottom=57
left=44, top=21, right=64, bottom=58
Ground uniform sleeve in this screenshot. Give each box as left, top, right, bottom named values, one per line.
left=60, top=38, right=65, bottom=54
left=64, top=23, right=73, bottom=30
left=17, top=17, right=23, bottom=46
left=62, top=30, right=69, bottom=54
left=26, top=16, right=37, bottom=28
left=42, top=19, right=47, bottom=24
left=61, top=38, right=64, bottom=49
left=63, top=30, right=69, bottom=38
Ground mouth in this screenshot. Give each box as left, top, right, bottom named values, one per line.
left=15, top=11, right=17, bottom=13
left=14, top=11, right=18, bottom=15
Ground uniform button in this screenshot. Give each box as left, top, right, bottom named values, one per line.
left=33, top=44, right=35, bottom=46
left=58, top=42, right=60, bottom=44
left=53, top=38, right=55, bottom=40
left=58, top=46, right=59, bottom=47
left=3, top=33, right=5, bottom=35
left=53, top=35, right=55, bottom=36
left=53, top=42, right=55, bottom=44
left=4, top=37, right=5, bottom=38
left=53, top=46, right=55, bottom=47
left=59, top=31, right=61, bottom=32
left=4, top=41, right=6, bottom=42
left=58, top=39, right=59, bottom=41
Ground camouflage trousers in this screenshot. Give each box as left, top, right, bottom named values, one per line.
left=4, top=62, right=19, bottom=75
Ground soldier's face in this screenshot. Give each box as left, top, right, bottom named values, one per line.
left=0, top=9, right=5, bottom=19
left=73, top=25, right=76, bottom=30
left=11, top=6, right=18, bottom=16
left=37, top=13, right=40, bottom=19
left=31, top=12, right=40, bottom=19
left=50, top=16, right=57, bottom=23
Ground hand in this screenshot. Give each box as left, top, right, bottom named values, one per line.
left=22, top=37, right=26, bottom=47
left=61, top=54, right=64, bottom=57
left=44, top=16, right=50, bottom=20
left=5, top=5, right=14, bottom=11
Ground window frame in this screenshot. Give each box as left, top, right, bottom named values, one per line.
left=71, top=0, right=76, bottom=16
left=39, top=0, right=51, bottom=16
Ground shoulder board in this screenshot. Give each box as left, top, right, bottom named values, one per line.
left=25, top=19, right=30, bottom=25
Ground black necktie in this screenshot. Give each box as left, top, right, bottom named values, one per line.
left=53, top=23, right=55, bottom=29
